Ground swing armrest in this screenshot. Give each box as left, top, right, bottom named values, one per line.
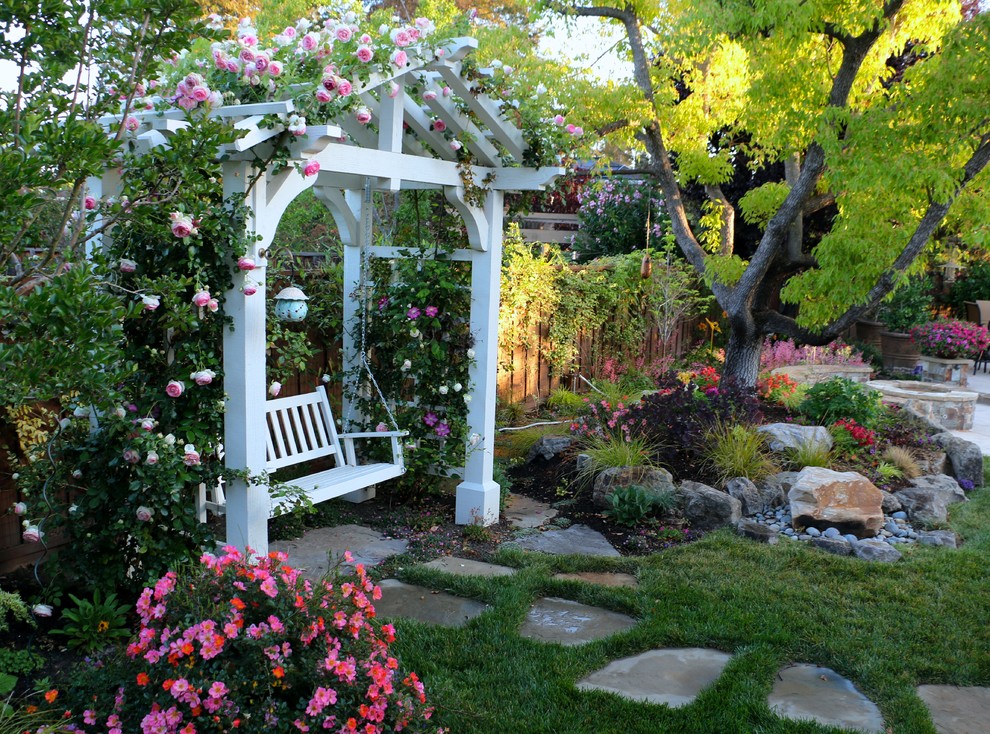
left=338, top=430, right=408, bottom=468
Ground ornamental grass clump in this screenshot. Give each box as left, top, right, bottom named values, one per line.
left=58, top=547, right=442, bottom=734
left=909, top=318, right=990, bottom=359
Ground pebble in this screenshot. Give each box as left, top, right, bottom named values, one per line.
left=892, top=511, right=908, bottom=520
left=895, top=529, right=908, bottom=538
left=769, top=523, right=781, bottom=530
left=844, top=534, right=860, bottom=545
left=798, top=534, right=811, bottom=541
left=783, top=527, right=795, bottom=536
left=884, top=521, right=899, bottom=534
left=805, top=527, right=821, bottom=537
left=823, top=527, right=841, bottom=539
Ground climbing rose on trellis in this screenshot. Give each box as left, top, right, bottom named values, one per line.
left=53, top=548, right=444, bottom=733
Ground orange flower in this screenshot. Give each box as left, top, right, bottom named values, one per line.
left=136, top=672, right=150, bottom=686
left=25, top=705, right=38, bottom=714
left=272, top=666, right=285, bottom=679
left=163, top=679, right=175, bottom=691
left=230, top=597, right=246, bottom=610
left=44, top=690, right=58, bottom=703
left=181, top=642, right=194, bottom=655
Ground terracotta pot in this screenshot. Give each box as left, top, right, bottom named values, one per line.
left=879, top=331, right=922, bottom=373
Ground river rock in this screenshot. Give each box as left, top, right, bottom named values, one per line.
left=527, top=435, right=574, bottom=462
left=736, top=519, right=778, bottom=544
left=678, top=481, right=742, bottom=531
left=931, top=433, right=983, bottom=489
left=593, top=466, right=676, bottom=508
left=725, top=477, right=767, bottom=515
left=811, top=536, right=854, bottom=556
left=758, top=423, right=833, bottom=453
left=917, top=530, right=958, bottom=548
left=895, top=475, right=967, bottom=524
left=788, top=467, right=883, bottom=539
left=852, top=539, right=902, bottom=562
left=880, top=490, right=902, bottom=514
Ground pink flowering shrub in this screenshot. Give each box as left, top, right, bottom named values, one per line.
left=909, top=318, right=990, bottom=359
left=59, top=548, right=443, bottom=733
left=760, top=337, right=866, bottom=372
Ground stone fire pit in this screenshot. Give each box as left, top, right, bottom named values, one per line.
left=866, top=380, right=978, bottom=431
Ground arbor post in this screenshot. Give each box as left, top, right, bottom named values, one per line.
left=456, top=189, right=503, bottom=526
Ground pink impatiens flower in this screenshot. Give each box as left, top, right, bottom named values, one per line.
left=406, top=306, right=421, bottom=320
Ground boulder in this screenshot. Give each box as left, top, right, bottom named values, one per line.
left=593, top=466, right=676, bottom=508
left=880, top=490, right=903, bottom=514
left=725, top=477, right=766, bottom=515
left=527, top=435, right=573, bottom=462
left=811, top=537, right=854, bottom=556
left=736, top=519, right=778, bottom=544
left=758, top=423, right=833, bottom=453
left=852, top=539, right=902, bottom=563
left=788, top=467, right=884, bottom=539
left=917, top=530, right=958, bottom=548
left=931, top=433, right=983, bottom=489
left=895, top=474, right=967, bottom=524
left=678, top=481, right=742, bottom=531
left=916, top=451, right=948, bottom=476
left=758, top=472, right=800, bottom=507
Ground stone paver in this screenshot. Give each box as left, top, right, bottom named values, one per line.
left=504, top=493, right=558, bottom=528
left=768, top=664, right=885, bottom=733
left=423, top=556, right=516, bottom=577
left=553, top=571, right=638, bottom=588
left=373, top=579, right=488, bottom=627
left=576, top=648, right=732, bottom=708
left=512, top=524, right=620, bottom=557
left=917, top=685, right=990, bottom=734
left=518, top=597, right=636, bottom=646
left=270, top=524, right=408, bottom=577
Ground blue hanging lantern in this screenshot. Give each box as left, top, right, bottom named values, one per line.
left=274, top=286, right=309, bottom=322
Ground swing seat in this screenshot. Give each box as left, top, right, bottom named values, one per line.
left=198, top=386, right=406, bottom=520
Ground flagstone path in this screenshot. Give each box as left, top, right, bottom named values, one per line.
left=276, top=512, right=989, bottom=733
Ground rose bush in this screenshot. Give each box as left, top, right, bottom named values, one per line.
left=54, top=548, right=444, bottom=733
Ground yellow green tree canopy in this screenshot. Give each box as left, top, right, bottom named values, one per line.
left=546, top=0, right=990, bottom=385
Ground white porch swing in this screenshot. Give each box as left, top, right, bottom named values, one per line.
left=100, top=37, right=563, bottom=554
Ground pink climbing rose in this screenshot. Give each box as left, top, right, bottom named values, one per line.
left=242, top=283, right=258, bottom=296
left=142, top=295, right=160, bottom=311
left=165, top=380, right=185, bottom=398
left=355, top=45, right=373, bottom=62
left=192, top=290, right=211, bottom=307
left=355, top=107, right=372, bottom=125
left=119, top=259, right=137, bottom=273
left=170, top=212, right=198, bottom=238
left=136, top=506, right=154, bottom=522
left=303, top=160, right=320, bottom=177
left=237, top=256, right=256, bottom=271
left=84, top=195, right=98, bottom=210
left=432, top=118, right=446, bottom=132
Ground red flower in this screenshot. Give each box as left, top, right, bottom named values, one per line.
left=136, top=672, right=150, bottom=686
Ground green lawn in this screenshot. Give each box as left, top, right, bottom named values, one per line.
left=384, top=489, right=990, bottom=733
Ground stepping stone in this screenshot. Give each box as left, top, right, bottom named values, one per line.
left=518, top=597, right=636, bottom=646
left=423, top=556, right=517, bottom=577
left=577, top=648, right=732, bottom=708
left=917, top=684, right=990, bottom=734
left=553, top=571, right=638, bottom=588
left=513, top=524, right=620, bottom=557
left=373, top=579, right=488, bottom=628
left=270, top=524, right=408, bottom=578
left=768, top=664, right=885, bottom=733
left=504, top=493, right=558, bottom=528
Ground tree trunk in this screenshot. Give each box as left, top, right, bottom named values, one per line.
left=721, top=324, right=764, bottom=388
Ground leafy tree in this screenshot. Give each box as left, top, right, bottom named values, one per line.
left=546, top=0, right=990, bottom=386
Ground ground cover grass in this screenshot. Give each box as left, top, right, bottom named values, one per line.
left=381, top=489, right=990, bottom=733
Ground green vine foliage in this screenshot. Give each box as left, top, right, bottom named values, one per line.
left=348, top=252, right=474, bottom=495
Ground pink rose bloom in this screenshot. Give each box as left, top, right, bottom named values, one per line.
left=423, top=90, right=437, bottom=101
left=375, top=422, right=388, bottom=432
left=237, top=256, right=256, bottom=271
left=191, top=369, right=215, bottom=386
left=183, top=449, right=201, bottom=467
left=566, top=123, right=577, bottom=134
left=303, top=160, right=320, bottom=177
left=254, top=54, right=269, bottom=72
left=388, top=82, right=400, bottom=98
left=225, top=59, right=241, bottom=74
left=301, top=32, right=318, bottom=51
left=269, top=61, right=283, bottom=76
left=12, top=502, right=27, bottom=515
left=141, top=295, right=160, bottom=311
left=170, top=211, right=195, bottom=238
left=391, top=50, right=408, bottom=67
left=416, top=17, right=432, bottom=29
left=355, top=107, right=372, bottom=125
left=242, top=284, right=258, bottom=296
left=119, top=259, right=137, bottom=273
left=554, top=114, right=565, bottom=125
left=22, top=526, right=43, bottom=543
left=140, top=418, right=155, bottom=431
left=268, top=382, right=282, bottom=397
left=165, top=380, right=185, bottom=398
left=191, top=85, right=210, bottom=102
left=335, top=26, right=352, bottom=42
left=123, top=448, right=140, bottom=463
left=336, top=79, right=352, bottom=97
left=355, top=45, right=373, bottom=63
left=146, top=451, right=159, bottom=465
left=360, top=33, right=372, bottom=43
left=393, top=29, right=411, bottom=47
left=316, top=88, right=332, bottom=103
left=240, top=34, right=258, bottom=48
left=572, top=126, right=584, bottom=136
left=32, top=604, right=53, bottom=618
left=239, top=48, right=255, bottom=63
left=192, top=290, right=211, bottom=307
left=84, top=195, right=97, bottom=210
left=136, top=506, right=154, bottom=522
left=442, top=86, right=451, bottom=97
left=432, top=118, right=446, bottom=132
left=207, top=298, right=219, bottom=312
left=125, top=116, right=139, bottom=132
left=450, top=140, right=462, bottom=151
left=282, top=26, right=296, bottom=38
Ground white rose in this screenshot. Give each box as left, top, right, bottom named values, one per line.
left=439, top=385, right=449, bottom=395
left=32, top=604, right=53, bottom=618
left=463, top=394, right=472, bottom=403
left=401, top=359, right=412, bottom=371
left=453, top=383, right=462, bottom=392
left=466, top=349, right=475, bottom=359
left=164, top=434, right=176, bottom=446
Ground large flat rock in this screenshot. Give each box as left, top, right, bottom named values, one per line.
left=423, top=556, right=517, bottom=577
left=768, top=664, right=885, bottom=733
left=270, top=524, right=408, bottom=577
left=576, top=648, right=732, bottom=708
left=519, top=597, right=636, bottom=646
left=373, top=579, right=488, bottom=628
left=917, top=684, right=990, bottom=734
left=512, top=524, right=620, bottom=557
left=504, top=493, right=558, bottom=529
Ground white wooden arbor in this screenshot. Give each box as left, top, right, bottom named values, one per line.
left=100, top=38, right=562, bottom=554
